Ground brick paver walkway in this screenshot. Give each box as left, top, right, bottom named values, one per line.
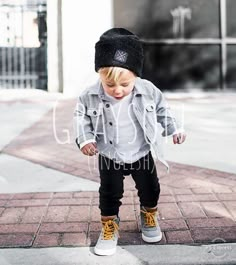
left=0, top=187, right=236, bottom=248
left=1, top=99, right=236, bottom=248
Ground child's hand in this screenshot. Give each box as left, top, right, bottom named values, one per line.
left=173, top=132, right=186, bottom=144
left=81, top=142, right=98, bottom=156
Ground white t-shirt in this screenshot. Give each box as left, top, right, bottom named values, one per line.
left=102, top=90, right=150, bottom=164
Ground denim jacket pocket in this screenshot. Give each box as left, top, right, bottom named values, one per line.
left=87, top=108, right=104, bottom=134
left=143, top=104, right=158, bottom=143
left=145, top=104, right=156, bottom=123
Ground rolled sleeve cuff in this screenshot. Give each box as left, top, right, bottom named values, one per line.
left=79, top=139, right=96, bottom=149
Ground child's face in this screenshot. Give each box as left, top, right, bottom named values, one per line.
left=99, top=69, right=136, bottom=100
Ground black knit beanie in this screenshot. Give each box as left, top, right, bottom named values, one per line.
left=95, top=28, right=144, bottom=77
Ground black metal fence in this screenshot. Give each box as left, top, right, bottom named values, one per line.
left=0, top=0, right=47, bottom=90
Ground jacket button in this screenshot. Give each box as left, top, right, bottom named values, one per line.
left=106, top=104, right=110, bottom=108
left=109, top=140, right=113, bottom=144
left=93, top=111, right=97, bottom=115
left=109, top=122, right=113, bottom=126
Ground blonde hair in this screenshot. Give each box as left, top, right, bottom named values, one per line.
left=98, top=67, right=131, bottom=82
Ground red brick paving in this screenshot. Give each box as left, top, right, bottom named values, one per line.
left=0, top=189, right=235, bottom=248
left=1, top=99, right=236, bottom=248
left=165, top=230, right=194, bottom=244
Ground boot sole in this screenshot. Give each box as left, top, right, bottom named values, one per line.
left=94, top=246, right=116, bottom=256
left=142, top=232, right=162, bottom=243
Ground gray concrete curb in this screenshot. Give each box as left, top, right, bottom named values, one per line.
left=0, top=243, right=235, bottom=265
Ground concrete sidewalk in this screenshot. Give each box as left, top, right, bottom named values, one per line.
left=0, top=89, right=236, bottom=264
left=1, top=244, right=236, bottom=265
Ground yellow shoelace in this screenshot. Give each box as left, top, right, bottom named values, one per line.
left=102, top=220, right=119, bottom=240
left=141, top=210, right=157, bottom=227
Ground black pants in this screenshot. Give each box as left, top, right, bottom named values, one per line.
left=98, top=151, right=160, bottom=216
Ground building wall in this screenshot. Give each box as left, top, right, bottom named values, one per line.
left=61, top=0, right=113, bottom=96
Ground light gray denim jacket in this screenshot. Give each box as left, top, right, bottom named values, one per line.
left=74, top=77, right=178, bottom=170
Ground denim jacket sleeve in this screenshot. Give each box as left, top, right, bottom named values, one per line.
left=153, top=83, right=178, bottom=137
left=73, top=95, right=95, bottom=148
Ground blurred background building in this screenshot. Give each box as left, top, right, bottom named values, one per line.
left=0, top=0, right=235, bottom=95
left=0, top=0, right=47, bottom=90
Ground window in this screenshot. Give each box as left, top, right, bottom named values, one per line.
left=114, top=0, right=236, bottom=90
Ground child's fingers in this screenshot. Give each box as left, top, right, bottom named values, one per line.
left=173, top=134, right=179, bottom=144
left=86, top=145, right=97, bottom=156
left=181, top=134, right=186, bottom=143
left=177, top=135, right=181, bottom=144
left=91, top=143, right=98, bottom=153
left=177, top=133, right=186, bottom=144
left=81, top=143, right=98, bottom=156
left=82, top=147, right=89, bottom=156
left=92, top=142, right=97, bottom=148
left=173, top=133, right=186, bottom=144
left=82, top=146, right=93, bottom=156
left=89, top=146, right=97, bottom=155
